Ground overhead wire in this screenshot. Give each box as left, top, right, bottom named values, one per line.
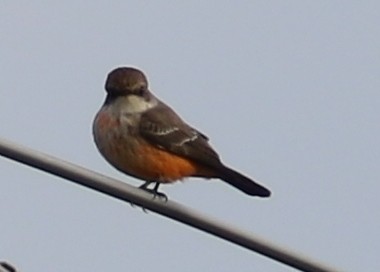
left=0, top=137, right=341, bottom=272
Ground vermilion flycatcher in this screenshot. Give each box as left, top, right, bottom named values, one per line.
left=93, top=67, right=270, bottom=198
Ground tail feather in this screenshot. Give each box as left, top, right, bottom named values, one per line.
left=217, top=166, right=271, bottom=197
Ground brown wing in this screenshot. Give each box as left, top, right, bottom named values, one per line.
left=139, top=102, right=222, bottom=169
left=139, top=101, right=271, bottom=197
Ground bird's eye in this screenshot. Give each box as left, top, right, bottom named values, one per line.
left=136, top=87, right=146, bottom=96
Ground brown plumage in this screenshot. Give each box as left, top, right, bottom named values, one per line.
left=93, top=67, right=271, bottom=197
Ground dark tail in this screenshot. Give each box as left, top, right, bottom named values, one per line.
left=217, top=166, right=271, bottom=197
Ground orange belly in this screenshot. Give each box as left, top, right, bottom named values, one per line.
left=94, top=109, right=215, bottom=182
left=133, top=143, right=210, bottom=182
left=107, top=139, right=215, bottom=182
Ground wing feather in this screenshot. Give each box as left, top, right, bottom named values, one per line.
left=139, top=103, right=221, bottom=169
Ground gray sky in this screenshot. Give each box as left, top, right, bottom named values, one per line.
left=1, top=1, right=379, bottom=271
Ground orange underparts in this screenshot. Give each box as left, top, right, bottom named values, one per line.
left=96, top=111, right=215, bottom=182
left=130, top=143, right=215, bottom=183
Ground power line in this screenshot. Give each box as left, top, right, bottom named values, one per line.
left=0, top=137, right=341, bottom=272
left=0, top=262, right=17, bottom=272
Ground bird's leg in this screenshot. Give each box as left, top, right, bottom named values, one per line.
left=139, top=181, right=153, bottom=190
left=130, top=181, right=153, bottom=208
left=139, top=181, right=168, bottom=201
left=152, top=182, right=168, bottom=201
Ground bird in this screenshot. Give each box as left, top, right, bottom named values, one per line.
left=93, top=67, right=271, bottom=198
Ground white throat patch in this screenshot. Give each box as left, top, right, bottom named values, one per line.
left=121, top=95, right=158, bottom=114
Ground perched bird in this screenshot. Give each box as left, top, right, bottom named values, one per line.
left=93, top=67, right=270, bottom=198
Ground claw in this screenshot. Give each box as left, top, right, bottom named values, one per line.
left=130, top=182, right=168, bottom=212
left=139, top=181, right=168, bottom=202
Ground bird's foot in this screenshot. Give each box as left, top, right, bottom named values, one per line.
left=130, top=182, right=168, bottom=212
left=139, top=182, right=168, bottom=202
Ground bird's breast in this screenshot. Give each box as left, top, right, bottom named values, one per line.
left=92, top=107, right=215, bottom=182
